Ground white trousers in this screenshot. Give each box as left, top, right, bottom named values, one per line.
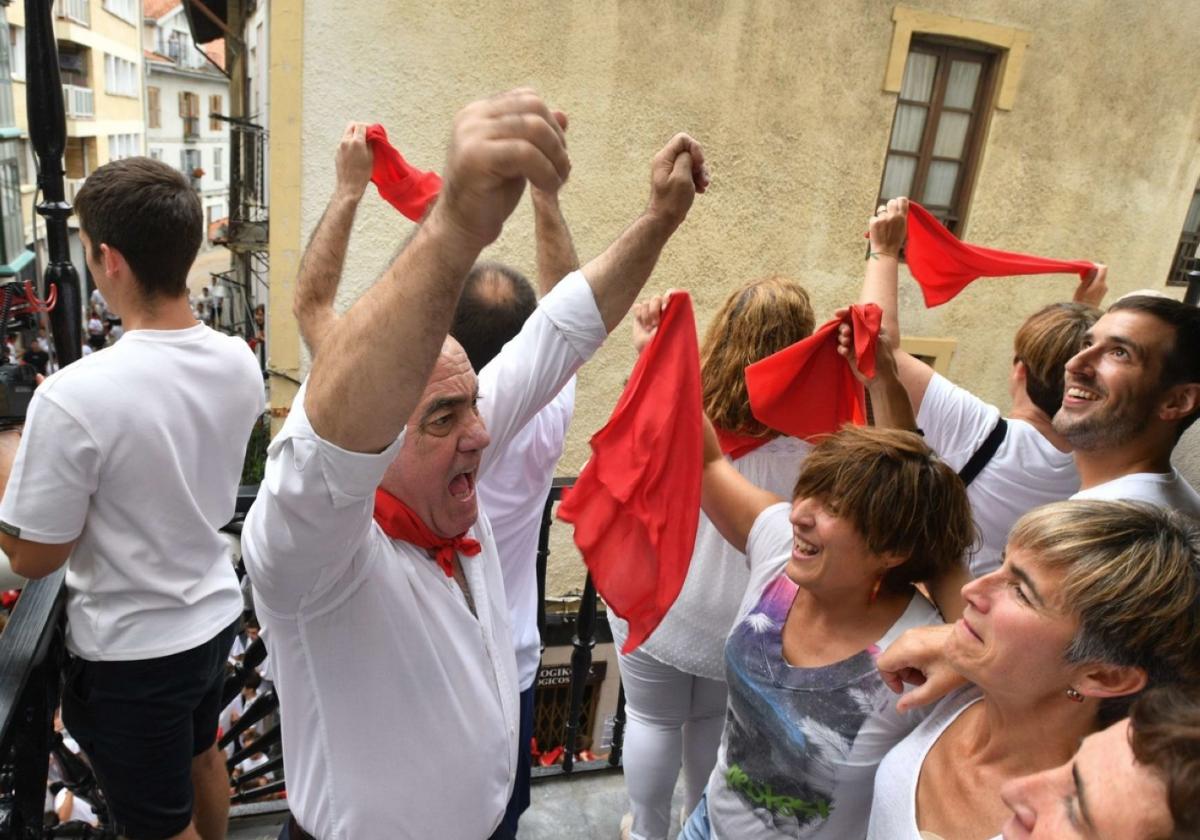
left=616, top=646, right=728, bottom=840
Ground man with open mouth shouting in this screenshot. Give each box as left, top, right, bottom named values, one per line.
left=241, top=88, right=708, bottom=840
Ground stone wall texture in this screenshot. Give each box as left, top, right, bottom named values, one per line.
left=285, top=0, right=1200, bottom=595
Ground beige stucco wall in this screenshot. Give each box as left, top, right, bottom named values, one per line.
left=279, top=0, right=1200, bottom=597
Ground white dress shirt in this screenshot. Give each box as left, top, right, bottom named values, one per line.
left=241, top=272, right=606, bottom=840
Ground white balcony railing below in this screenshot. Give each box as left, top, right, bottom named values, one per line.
left=54, top=0, right=91, bottom=26
left=65, top=178, right=86, bottom=204
left=62, top=84, right=94, bottom=119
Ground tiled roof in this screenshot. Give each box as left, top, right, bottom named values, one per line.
left=202, top=40, right=225, bottom=71
left=143, top=0, right=181, bottom=20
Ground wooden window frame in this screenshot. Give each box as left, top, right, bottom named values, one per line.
left=148, top=86, right=160, bottom=129
left=209, top=95, right=222, bottom=131
left=879, top=38, right=1000, bottom=236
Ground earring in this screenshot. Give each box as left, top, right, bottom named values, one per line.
left=1065, top=687, right=1084, bottom=703
left=868, top=573, right=884, bottom=606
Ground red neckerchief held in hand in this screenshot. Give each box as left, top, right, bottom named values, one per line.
left=557, top=293, right=703, bottom=654
left=373, top=488, right=480, bottom=577
left=745, top=303, right=882, bottom=441
left=365, top=124, right=443, bottom=222
left=905, top=202, right=1094, bottom=307
left=714, top=426, right=774, bottom=460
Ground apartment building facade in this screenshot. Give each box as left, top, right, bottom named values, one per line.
left=143, top=0, right=228, bottom=242
left=9, top=0, right=144, bottom=286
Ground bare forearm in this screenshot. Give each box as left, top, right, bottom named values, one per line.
left=294, top=192, right=360, bottom=354
left=582, top=213, right=675, bottom=333
left=532, top=191, right=579, bottom=295
left=867, top=372, right=918, bottom=432
left=860, top=255, right=901, bottom=346
left=304, top=209, right=478, bottom=452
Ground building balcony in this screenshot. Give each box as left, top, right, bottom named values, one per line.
left=64, top=177, right=86, bottom=203
left=53, top=0, right=90, bottom=27
left=62, top=84, right=94, bottom=119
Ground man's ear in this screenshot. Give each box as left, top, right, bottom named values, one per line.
left=98, top=243, right=128, bottom=281
left=1158, top=382, right=1200, bottom=425
left=1075, top=662, right=1147, bottom=700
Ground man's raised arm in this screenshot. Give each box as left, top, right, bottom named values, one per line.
left=532, top=185, right=579, bottom=295
left=304, top=90, right=570, bottom=453
left=581, top=133, right=708, bottom=333
left=293, top=122, right=374, bottom=356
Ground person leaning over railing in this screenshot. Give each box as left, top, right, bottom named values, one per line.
left=998, top=683, right=1200, bottom=839
left=676, top=328, right=976, bottom=840
left=866, top=500, right=1200, bottom=840
left=0, top=157, right=265, bottom=840
left=240, top=88, right=709, bottom=840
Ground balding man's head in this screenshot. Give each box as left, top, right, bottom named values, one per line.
left=450, top=262, right=537, bottom=372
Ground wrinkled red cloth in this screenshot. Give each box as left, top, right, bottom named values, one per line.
left=745, top=304, right=881, bottom=441
left=365, top=124, right=443, bottom=222
left=906, top=202, right=1094, bottom=307
left=714, top=427, right=772, bottom=460
left=557, top=294, right=703, bottom=654
left=373, top=488, right=480, bottom=577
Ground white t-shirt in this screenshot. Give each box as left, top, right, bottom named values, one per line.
left=610, top=436, right=811, bottom=681
left=918, top=373, right=1078, bottom=576
left=53, top=788, right=99, bottom=826
left=1072, top=469, right=1200, bottom=516
left=241, top=271, right=606, bottom=840
left=476, top=378, right=575, bottom=692
left=867, top=687, right=992, bottom=840
left=703, top=503, right=940, bottom=840
left=0, top=324, right=264, bottom=660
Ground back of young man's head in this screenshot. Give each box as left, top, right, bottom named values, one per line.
left=74, top=157, right=203, bottom=300
left=1109, top=295, right=1200, bottom=435
left=449, top=262, right=537, bottom=373
left=1014, top=302, right=1101, bottom=418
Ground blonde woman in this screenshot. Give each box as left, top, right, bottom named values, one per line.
left=614, top=277, right=816, bottom=840
left=867, top=500, right=1200, bottom=840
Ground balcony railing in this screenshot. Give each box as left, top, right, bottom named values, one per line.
left=54, top=0, right=91, bottom=26
left=61, top=84, right=94, bottom=119
left=64, top=177, right=86, bottom=203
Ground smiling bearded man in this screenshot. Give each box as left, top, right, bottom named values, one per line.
left=1052, top=294, right=1200, bottom=513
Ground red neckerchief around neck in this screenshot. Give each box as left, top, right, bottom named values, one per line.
left=372, top=488, right=480, bottom=577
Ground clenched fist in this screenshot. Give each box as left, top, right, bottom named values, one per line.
left=434, top=88, right=570, bottom=251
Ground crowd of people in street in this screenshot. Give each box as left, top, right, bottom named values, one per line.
left=0, top=86, right=1198, bottom=840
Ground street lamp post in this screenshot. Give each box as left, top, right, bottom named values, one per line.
left=25, top=0, right=81, bottom=367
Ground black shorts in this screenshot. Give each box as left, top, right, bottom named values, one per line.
left=61, top=619, right=239, bottom=840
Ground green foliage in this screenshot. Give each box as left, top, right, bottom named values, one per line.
left=240, top=412, right=270, bottom=486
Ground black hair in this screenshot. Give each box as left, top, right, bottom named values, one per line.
left=1108, top=295, right=1200, bottom=434
left=450, top=262, right=537, bottom=372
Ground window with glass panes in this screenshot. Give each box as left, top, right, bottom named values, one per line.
left=879, top=40, right=996, bottom=235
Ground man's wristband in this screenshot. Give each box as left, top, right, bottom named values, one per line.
left=868, top=250, right=899, bottom=261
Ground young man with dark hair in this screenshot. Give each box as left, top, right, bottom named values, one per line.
left=0, top=156, right=264, bottom=840
left=1056, top=294, right=1200, bottom=510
